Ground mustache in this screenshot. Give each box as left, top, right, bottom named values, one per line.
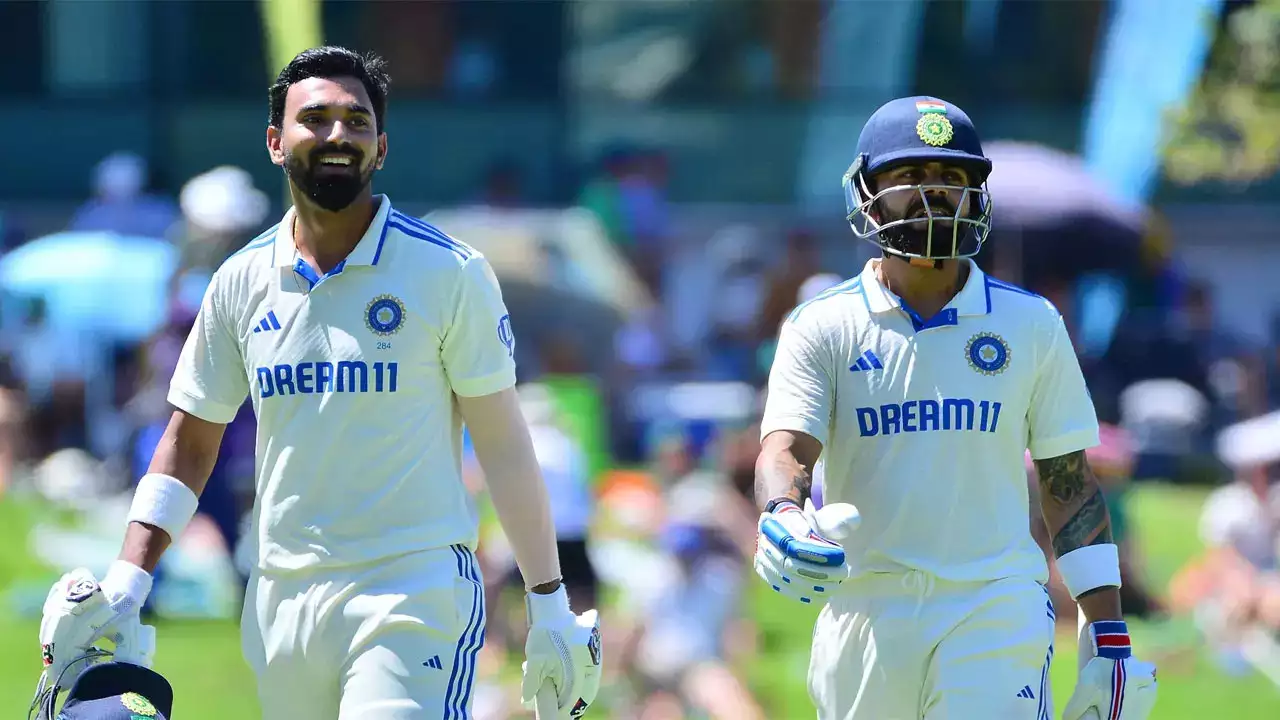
left=907, top=197, right=956, bottom=218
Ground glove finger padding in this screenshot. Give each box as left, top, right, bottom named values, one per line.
left=1061, top=656, right=1158, bottom=720
left=754, top=504, right=854, bottom=604
left=753, top=539, right=845, bottom=604
left=39, top=569, right=121, bottom=687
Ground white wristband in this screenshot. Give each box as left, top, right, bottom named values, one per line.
left=1056, top=543, right=1122, bottom=599
left=526, top=585, right=571, bottom=623
left=127, top=473, right=200, bottom=541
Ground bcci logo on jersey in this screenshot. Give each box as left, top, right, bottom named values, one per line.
left=965, top=332, right=1010, bottom=375
left=366, top=294, right=406, bottom=336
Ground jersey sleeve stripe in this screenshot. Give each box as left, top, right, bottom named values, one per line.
left=388, top=219, right=473, bottom=260
left=391, top=212, right=473, bottom=253
left=985, top=276, right=1042, bottom=299
left=228, top=226, right=279, bottom=258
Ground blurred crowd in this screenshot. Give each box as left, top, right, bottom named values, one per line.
left=1, top=141, right=1279, bottom=717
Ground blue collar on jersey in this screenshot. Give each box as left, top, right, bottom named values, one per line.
left=272, top=194, right=395, bottom=269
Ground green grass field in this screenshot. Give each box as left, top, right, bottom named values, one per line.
left=3, top=483, right=1279, bottom=718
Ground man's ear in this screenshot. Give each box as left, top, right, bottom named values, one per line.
left=266, top=126, right=285, bottom=167
left=375, top=133, right=388, bottom=170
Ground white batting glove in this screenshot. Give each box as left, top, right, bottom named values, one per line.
left=1062, top=621, right=1157, bottom=720
left=38, top=563, right=153, bottom=689
left=520, top=586, right=602, bottom=718
left=754, top=498, right=860, bottom=605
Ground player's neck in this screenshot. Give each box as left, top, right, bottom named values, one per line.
left=876, top=257, right=968, bottom=319
left=291, top=191, right=379, bottom=274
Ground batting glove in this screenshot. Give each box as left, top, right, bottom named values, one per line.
left=754, top=498, right=860, bottom=605
left=1062, top=621, right=1157, bottom=720
left=520, top=586, right=602, bottom=718
left=38, top=563, right=153, bottom=690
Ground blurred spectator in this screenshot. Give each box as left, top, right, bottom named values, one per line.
left=627, top=467, right=764, bottom=720
left=1169, top=465, right=1280, bottom=673
left=578, top=145, right=672, bottom=296
left=0, top=352, right=24, bottom=493
left=68, top=152, right=180, bottom=240
left=1178, top=281, right=1266, bottom=428
left=578, top=145, right=631, bottom=250
left=7, top=296, right=92, bottom=456
left=176, top=166, right=271, bottom=274
left=705, top=225, right=767, bottom=382
left=475, top=157, right=525, bottom=209
left=758, top=227, right=823, bottom=338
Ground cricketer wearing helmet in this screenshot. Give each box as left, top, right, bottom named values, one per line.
left=753, top=96, right=1157, bottom=720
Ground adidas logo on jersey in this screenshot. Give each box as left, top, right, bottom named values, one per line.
left=252, top=310, right=282, bottom=333
left=849, top=350, right=883, bottom=372
left=423, top=655, right=443, bottom=670
left=1016, top=685, right=1035, bottom=699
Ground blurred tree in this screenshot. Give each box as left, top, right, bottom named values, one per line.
left=1163, top=0, right=1280, bottom=184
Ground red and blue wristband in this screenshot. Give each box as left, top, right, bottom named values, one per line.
left=1090, top=620, right=1132, bottom=660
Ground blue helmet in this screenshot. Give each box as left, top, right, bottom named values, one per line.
left=842, top=96, right=994, bottom=264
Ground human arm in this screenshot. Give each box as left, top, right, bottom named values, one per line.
left=119, top=410, right=226, bottom=573
left=1029, top=309, right=1157, bottom=718
left=457, top=388, right=561, bottom=593
left=118, top=269, right=248, bottom=577
left=1034, top=450, right=1122, bottom=624
left=754, top=313, right=832, bottom=510
left=754, top=429, right=823, bottom=510
left=38, top=275, right=245, bottom=684
left=752, top=313, right=861, bottom=603
left=441, top=253, right=601, bottom=716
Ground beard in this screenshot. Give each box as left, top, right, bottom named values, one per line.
left=284, top=145, right=376, bottom=212
left=876, top=196, right=970, bottom=258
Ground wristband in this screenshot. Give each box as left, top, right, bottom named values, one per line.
left=127, top=473, right=200, bottom=541
left=526, top=584, right=571, bottom=623
left=100, top=560, right=153, bottom=615
left=764, top=497, right=801, bottom=515
left=1055, top=543, right=1122, bottom=599
left=1089, top=620, right=1132, bottom=660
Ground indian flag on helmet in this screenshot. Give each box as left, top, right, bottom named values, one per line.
left=916, top=100, right=947, bottom=114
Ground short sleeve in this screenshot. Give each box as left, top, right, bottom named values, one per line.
left=442, top=255, right=518, bottom=397
left=167, top=275, right=249, bottom=423
left=759, top=317, right=834, bottom=447
left=1027, top=311, right=1100, bottom=459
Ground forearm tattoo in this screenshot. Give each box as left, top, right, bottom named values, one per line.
left=754, top=454, right=812, bottom=508
left=1034, top=450, right=1114, bottom=558
left=1035, top=449, right=1086, bottom=504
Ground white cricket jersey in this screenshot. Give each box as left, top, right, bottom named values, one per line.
left=169, top=196, right=517, bottom=573
left=761, top=258, right=1099, bottom=583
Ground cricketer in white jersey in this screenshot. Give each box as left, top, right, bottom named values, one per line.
left=753, top=96, right=1156, bottom=720
left=36, top=46, right=600, bottom=720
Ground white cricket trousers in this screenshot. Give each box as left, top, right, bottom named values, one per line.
left=809, top=571, right=1056, bottom=720
left=241, top=545, right=486, bottom=719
